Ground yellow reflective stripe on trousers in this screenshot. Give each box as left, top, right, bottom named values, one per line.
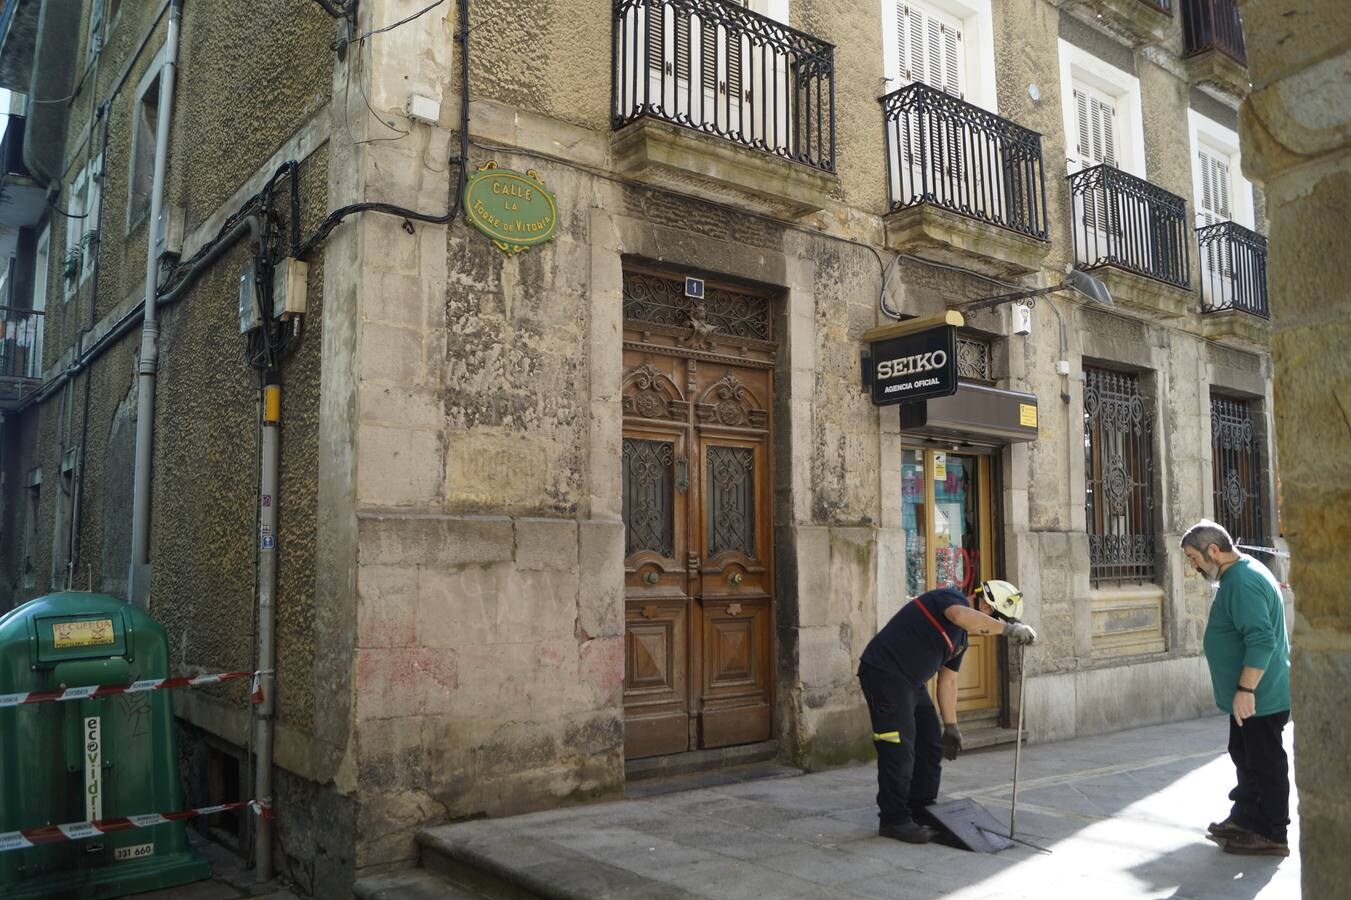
left=873, top=731, right=901, bottom=744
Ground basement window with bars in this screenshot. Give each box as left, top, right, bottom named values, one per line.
left=1084, top=366, right=1157, bottom=585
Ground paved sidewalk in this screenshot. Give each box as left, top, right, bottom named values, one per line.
left=420, top=715, right=1299, bottom=899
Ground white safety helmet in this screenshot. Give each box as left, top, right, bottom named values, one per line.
left=976, top=580, right=1024, bottom=622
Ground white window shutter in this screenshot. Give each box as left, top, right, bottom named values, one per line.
left=897, top=3, right=909, bottom=79
left=1215, top=159, right=1231, bottom=218
left=1100, top=101, right=1116, bottom=167
left=909, top=7, right=925, bottom=82
left=926, top=17, right=942, bottom=90
left=1074, top=89, right=1090, bottom=162
left=942, top=23, right=961, bottom=97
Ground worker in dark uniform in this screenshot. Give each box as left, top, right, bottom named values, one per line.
left=859, top=580, right=1037, bottom=843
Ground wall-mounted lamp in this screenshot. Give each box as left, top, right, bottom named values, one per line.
left=957, top=269, right=1113, bottom=403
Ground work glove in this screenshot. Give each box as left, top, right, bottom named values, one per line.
left=1004, top=622, right=1037, bottom=646
left=942, top=723, right=962, bottom=761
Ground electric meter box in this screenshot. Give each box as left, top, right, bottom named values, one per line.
left=0, top=593, right=209, bottom=899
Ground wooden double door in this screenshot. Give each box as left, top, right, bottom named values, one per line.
left=621, top=347, right=774, bottom=760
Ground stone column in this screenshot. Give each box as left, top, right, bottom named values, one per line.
left=1237, top=1, right=1351, bottom=891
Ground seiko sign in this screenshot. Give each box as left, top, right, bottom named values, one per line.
left=865, top=324, right=959, bottom=407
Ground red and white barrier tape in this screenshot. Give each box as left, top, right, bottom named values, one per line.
left=0, top=799, right=272, bottom=853
left=0, top=670, right=270, bottom=709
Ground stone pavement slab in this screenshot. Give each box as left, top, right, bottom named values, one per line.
left=414, top=715, right=1300, bottom=899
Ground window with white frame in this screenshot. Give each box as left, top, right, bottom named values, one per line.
left=63, top=155, right=102, bottom=297
left=1058, top=41, right=1144, bottom=178
left=1189, top=111, right=1255, bottom=301
left=1188, top=112, right=1253, bottom=229
left=883, top=0, right=997, bottom=111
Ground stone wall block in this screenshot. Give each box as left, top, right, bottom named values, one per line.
left=578, top=520, right=625, bottom=639
left=359, top=514, right=514, bottom=567
left=364, top=216, right=420, bottom=275
left=356, top=425, right=444, bottom=507
left=361, top=322, right=427, bottom=386
left=792, top=526, right=832, bottom=627
left=514, top=518, right=580, bottom=572
left=356, top=563, right=419, bottom=649
left=418, top=564, right=579, bottom=649
left=797, top=624, right=856, bottom=692
left=354, top=647, right=458, bottom=722
left=359, top=386, right=443, bottom=431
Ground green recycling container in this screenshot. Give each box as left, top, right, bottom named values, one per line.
left=0, top=593, right=210, bottom=898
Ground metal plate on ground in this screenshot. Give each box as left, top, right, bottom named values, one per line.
left=926, top=799, right=1016, bottom=853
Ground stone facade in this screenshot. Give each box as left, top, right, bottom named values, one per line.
left=0, top=0, right=1287, bottom=893
left=1236, top=0, right=1351, bottom=894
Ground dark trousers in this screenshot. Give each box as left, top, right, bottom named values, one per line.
left=859, top=662, right=944, bottom=826
left=1227, top=709, right=1291, bottom=842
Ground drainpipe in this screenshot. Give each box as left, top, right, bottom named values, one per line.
left=255, top=371, right=280, bottom=882
left=128, top=0, right=182, bottom=608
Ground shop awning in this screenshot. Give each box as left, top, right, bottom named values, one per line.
left=899, top=382, right=1039, bottom=447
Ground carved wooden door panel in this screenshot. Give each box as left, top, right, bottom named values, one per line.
left=692, top=366, right=773, bottom=749
left=621, top=267, right=775, bottom=760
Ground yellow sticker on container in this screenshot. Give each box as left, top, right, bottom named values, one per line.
left=52, top=619, right=116, bottom=649
left=1019, top=404, right=1038, bottom=428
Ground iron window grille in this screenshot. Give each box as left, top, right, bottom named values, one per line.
left=1210, top=395, right=1267, bottom=558
left=622, top=269, right=772, bottom=343
left=1084, top=367, right=1157, bottom=586
left=1197, top=221, right=1268, bottom=318
left=955, top=334, right=992, bottom=383
left=1069, top=164, right=1190, bottom=289
left=612, top=0, right=836, bottom=172
left=882, top=82, right=1049, bottom=241
left=1182, top=0, right=1245, bottom=63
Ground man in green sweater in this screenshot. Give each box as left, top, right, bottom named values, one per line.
left=1181, top=520, right=1292, bottom=857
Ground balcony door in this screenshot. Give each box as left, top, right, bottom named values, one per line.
left=901, top=448, right=1000, bottom=714
left=1197, top=146, right=1234, bottom=303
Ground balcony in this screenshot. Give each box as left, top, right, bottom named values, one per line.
left=1055, top=0, right=1173, bottom=49
left=881, top=82, right=1050, bottom=279
left=1069, top=164, right=1191, bottom=316
left=611, top=0, right=836, bottom=217
left=0, top=304, right=44, bottom=410
left=0, top=0, right=40, bottom=92
left=1182, top=0, right=1249, bottom=98
left=0, top=115, right=46, bottom=232
left=1197, top=221, right=1269, bottom=344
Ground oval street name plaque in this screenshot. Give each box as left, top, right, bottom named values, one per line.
left=464, top=162, right=559, bottom=255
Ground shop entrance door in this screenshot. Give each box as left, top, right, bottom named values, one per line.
left=901, top=448, right=1001, bottom=713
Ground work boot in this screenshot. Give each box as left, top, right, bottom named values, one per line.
left=1206, top=817, right=1250, bottom=840
left=1223, top=832, right=1290, bottom=857
left=879, top=821, right=935, bottom=844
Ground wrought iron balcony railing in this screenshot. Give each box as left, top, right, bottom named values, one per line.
left=1069, top=164, right=1190, bottom=289
left=0, top=304, right=45, bottom=381
left=1183, top=0, right=1246, bottom=63
left=1197, top=221, right=1267, bottom=318
left=882, top=82, right=1049, bottom=241
left=612, top=0, right=836, bottom=172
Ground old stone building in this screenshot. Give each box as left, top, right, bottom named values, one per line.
left=0, top=0, right=1282, bottom=893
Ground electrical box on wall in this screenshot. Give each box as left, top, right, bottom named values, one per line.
left=272, top=258, right=308, bottom=319
left=238, top=262, right=261, bottom=333
left=406, top=94, right=441, bottom=125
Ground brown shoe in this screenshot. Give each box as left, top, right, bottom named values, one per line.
left=1207, top=817, right=1250, bottom=840
left=1223, top=832, right=1290, bottom=857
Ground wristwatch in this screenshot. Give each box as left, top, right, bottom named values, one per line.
left=1236, top=686, right=1255, bottom=693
